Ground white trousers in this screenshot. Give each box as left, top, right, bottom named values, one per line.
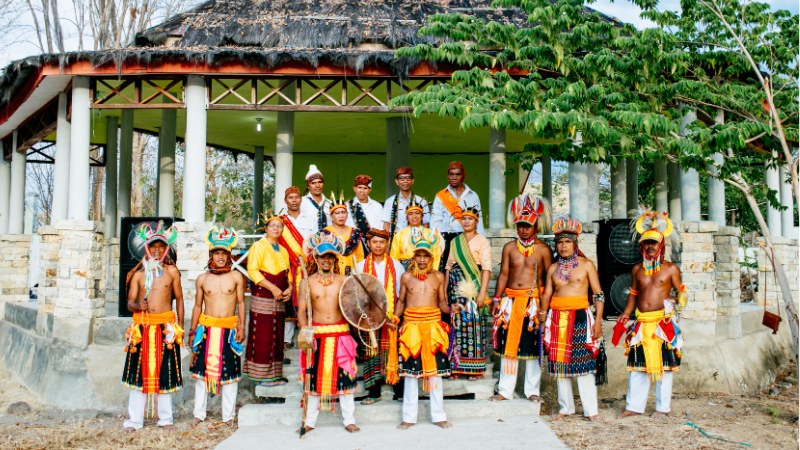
left=304, top=393, right=356, bottom=428
left=557, top=374, right=598, bottom=417
left=123, top=390, right=173, bottom=430
left=498, top=358, right=541, bottom=399
left=193, top=379, right=239, bottom=422
left=402, top=376, right=446, bottom=424
left=625, top=371, right=673, bottom=413
left=285, top=321, right=295, bottom=344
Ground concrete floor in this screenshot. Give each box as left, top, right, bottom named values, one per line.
left=216, top=415, right=570, bottom=450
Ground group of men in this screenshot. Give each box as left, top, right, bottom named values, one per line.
left=120, top=162, right=687, bottom=435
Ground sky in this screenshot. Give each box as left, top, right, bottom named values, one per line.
left=1, top=0, right=799, bottom=68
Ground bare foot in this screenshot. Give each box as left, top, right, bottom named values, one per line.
left=397, top=422, right=415, bottom=430
left=528, top=395, right=544, bottom=403
left=122, top=427, right=136, bottom=433
left=449, top=374, right=462, bottom=380
left=188, top=417, right=203, bottom=427
left=295, top=425, right=314, bottom=434
left=225, top=419, right=236, bottom=428
left=618, top=409, right=641, bottom=419
left=161, top=424, right=176, bottom=432
left=587, top=415, right=601, bottom=422
left=468, top=375, right=482, bottom=380
left=550, top=413, right=568, bottom=421
left=434, top=421, right=452, bottom=429
left=489, top=394, right=509, bottom=402
left=651, top=411, right=668, bottom=419
left=345, top=424, right=361, bottom=433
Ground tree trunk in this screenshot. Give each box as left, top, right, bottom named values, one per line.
left=50, top=0, right=65, bottom=52
left=25, top=0, right=46, bottom=52
left=40, top=0, right=54, bottom=52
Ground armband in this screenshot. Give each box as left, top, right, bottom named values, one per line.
left=629, top=288, right=639, bottom=296
left=676, top=285, right=688, bottom=309
left=593, top=292, right=605, bottom=304
left=492, top=296, right=501, bottom=305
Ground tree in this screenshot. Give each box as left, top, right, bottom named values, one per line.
left=390, top=0, right=798, bottom=358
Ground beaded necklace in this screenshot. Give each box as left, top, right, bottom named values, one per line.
left=411, top=261, right=432, bottom=281
left=556, top=250, right=579, bottom=282
left=318, top=269, right=334, bottom=286
left=516, top=235, right=536, bottom=257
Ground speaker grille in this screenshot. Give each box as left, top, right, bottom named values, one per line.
left=609, top=223, right=642, bottom=265
left=610, top=273, right=632, bottom=314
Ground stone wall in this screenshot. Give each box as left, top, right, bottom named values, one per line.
left=103, top=238, right=120, bottom=304
left=714, top=226, right=742, bottom=342
left=174, top=222, right=214, bottom=311
left=755, top=235, right=799, bottom=308
left=673, top=221, right=718, bottom=323
left=36, top=227, right=60, bottom=313
left=0, top=234, right=32, bottom=303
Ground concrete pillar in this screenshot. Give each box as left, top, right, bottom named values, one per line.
left=568, top=162, right=589, bottom=223
left=386, top=117, right=410, bottom=198
left=51, top=91, right=71, bottom=222
left=541, top=157, right=552, bottom=205
left=253, top=145, right=264, bottom=230
left=68, top=76, right=91, bottom=221
left=654, top=158, right=668, bottom=213
left=679, top=106, right=701, bottom=221
left=780, top=165, right=794, bottom=237
left=182, top=75, right=207, bottom=222
left=587, top=163, right=600, bottom=222
left=707, top=109, right=726, bottom=225
left=275, top=112, right=295, bottom=214
left=104, top=116, right=118, bottom=238
left=0, top=140, right=9, bottom=233
left=25, top=193, right=39, bottom=234
left=668, top=162, right=682, bottom=222
left=118, top=110, right=133, bottom=234
left=9, top=129, right=26, bottom=234
left=765, top=151, right=782, bottom=237
left=489, top=128, right=506, bottom=228
left=626, top=158, right=638, bottom=219
left=610, top=159, right=626, bottom=219
left=156, top=102, right=177, bottom=216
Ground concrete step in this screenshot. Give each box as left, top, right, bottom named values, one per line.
left=238, top=398, right=539, bottom=427
left=2, top=301, right=38, bottom=332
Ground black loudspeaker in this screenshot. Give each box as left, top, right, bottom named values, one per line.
left=596, top=219, right=642, bottom=318
left=118, top=217, right=184, bottom=317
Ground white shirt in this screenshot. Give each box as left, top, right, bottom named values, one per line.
left=381, top=192, right=430, bottom=232
left=345, top=197, right=384, bottom=230
left=356, top=256, right=405, bottom=298
left=297, top=193, right=330, bottom=238
left=430, top=184, right=485, bottom=235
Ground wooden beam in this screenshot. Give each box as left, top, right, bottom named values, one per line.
left=208, top=104, right=412, bottom=113
left=91, top=103, right=185, bottom=109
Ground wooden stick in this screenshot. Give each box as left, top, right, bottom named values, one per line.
left=299, top=256, right=313, bottom=439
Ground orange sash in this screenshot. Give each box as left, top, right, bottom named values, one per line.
left=398, top=307, right=450, bottom=379
left=436, top=189, right=463, bottom=219
left=133, top=310, right=177, bottom=325
left=550, top=296, right=590, bottom=310
left=199, top=313, right=239, bottom=330
left=502, top=288, right=541, bottom=361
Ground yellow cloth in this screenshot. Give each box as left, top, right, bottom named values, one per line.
left=128, top=311, right=184, bottom=348
left=324, top=226, right=365, bottom=274
left=550, top=296, right=590, bottom=310
left=199, top=313, right=239, bottom=330
left=634, top=308, right=672, bottom=382
left=390, top=226, right=443, bottom=269
left=398, top=307, right=449, bottom=379
left=247, top=238, right=291, bottom=285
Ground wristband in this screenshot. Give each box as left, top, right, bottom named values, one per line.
left=492, top=296, right=501, bottom=305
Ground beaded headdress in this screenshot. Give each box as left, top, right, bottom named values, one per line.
left=205, top=226, right=238, bottom=252
left=307, top=231, right=345, bottom=258
left=508, top=194, right=551, bottom=233
left=552, top=217, right=582, bottom=238
left=632, top=211, right=674, bottom=275
left=329, top=191, right=348, bottom=214
left=410, top=232, right=435, bottom=256
left=137, top=220, right=178, bottom=246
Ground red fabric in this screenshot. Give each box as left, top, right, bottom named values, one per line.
left=247, top=271, right=289, bottom=368
left=612, top=318, right=629, bottom=347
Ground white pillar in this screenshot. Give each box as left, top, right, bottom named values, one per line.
left=766, top=151, right=782, bottom=237
left=104, top=116, right=118, bottom=238
left=780, top=165, right=794, bottom=237
left=24, top=193, right=39, bottom=234
left=541, top=157, right=552, bottom=205
left=654, top=158, right=668, bottom=214
left=157, top=107, right=177, bottom=217
left=626, top=158, right=638, bottom=219
left=610, top=159, right=626, bottom=219
left=275, top=111, right=295, bottom=214
left=679, top=106, right=701, bottom=222
left=568, top=162, right=589, bottom=223
left=489, top=128, right=506, bottom=228
left=51, top=91, right=71, bottom=222
left=0, top=140, right=9, bottom=233
left=182, top=75, right=207, bottom=222
left=668, top=162, right=682, bottom=222
left=118, top=110, right=133, bottom=234
left=8, top=129, right=26, bottom=234
left=68, top=76, right=91, bottom=221
left=707, top=109, right=726, bottom=226
left=386, top=117, right=410, bottom=198
left=253, top=145, right=264, bottom=230
left=587, top=163, right=600, bottom=222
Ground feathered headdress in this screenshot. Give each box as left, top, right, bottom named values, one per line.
left=258, top=209, right=284, bottom=232
left=329, top=191, right=348, bottom=214
left=410, top=231, right=435, bottom=256
left=632, top=211, right=674, bottom=244
left=407, top=195, right=428, bottom=215
left=137, top=220, right=178, bottom=246
left=205, top=226, right=238, bottom=252
left=307, top=231, right=345, bottom=258
left=552, top=217, right=582, bottom=236
left=507, top=194, right=551, bottom=233
left=462, top=205, right=481, bottom=221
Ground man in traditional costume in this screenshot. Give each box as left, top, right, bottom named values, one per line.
left=395, top=235, right=456, bottom=430
left=490, top=195, right=553, bottom=400
left=381, top=167, right=430, bottom=236
left=431, top=161, right=484, bottom=272
left=618, top=212, right=684, bottom=419
left=188, top=226, right=246, bottom=427
left=346, top=175, right=384, bottom=245
left=322, top=192, right=366, bottom=275
left=297, top=232, right=360, bottom=434
left=122, top=221, right=184, bottom=432
left=444, top=206, right=492, bottom=379
left=355, top=228, right=406, bottom=404
left=538, top=218, right=604, bottom=422
left=297, top=164, right=330, bottom=236
left=245, top=212, right=293, bottom=386
left=389, top=196, right=443, bottom=270
left=279, top=186, right=306, bottom=348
